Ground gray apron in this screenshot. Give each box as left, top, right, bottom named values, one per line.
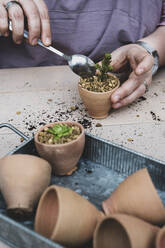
left=0, top=0, right=162, bottom=68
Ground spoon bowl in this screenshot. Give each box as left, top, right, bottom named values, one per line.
left=68, top=54, right=96, bottom=78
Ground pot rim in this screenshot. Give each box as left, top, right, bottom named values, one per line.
left=34, top=185, right=70, bottom=240
left=34, top=185, right=60, bottom=237
left=50, top=185, right=66, bottom=240
left=34, top=121, right=85, bottom=147
left=78, top=73, right=120, bottom=95
left=93, top=215, right=131, bottom=248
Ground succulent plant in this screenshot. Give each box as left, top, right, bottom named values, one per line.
left=79, top=53, right=118, bottom=92
left=48, top=124, right=73, bottom=141
left=95, top=53, right=113, bottom=82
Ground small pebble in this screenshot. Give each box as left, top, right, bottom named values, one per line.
left=96, top=123, right=102, bottom=127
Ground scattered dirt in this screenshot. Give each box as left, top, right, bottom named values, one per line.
left=154, top=93, right=158, bottom=96
left=20, top=137, right=25, bottom=142
left=137, top=96, right=146, bottom=102
left=16, top=111, right=21, bottom=115
left=150, top=111, right=161, bottom=121
left=20, top=104, right=93, bottom=134
left=95, top=123, right=102, bottom=127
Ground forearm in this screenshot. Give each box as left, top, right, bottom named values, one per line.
left=139, top=26, right=165, bottom=67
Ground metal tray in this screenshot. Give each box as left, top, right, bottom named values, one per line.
left=0, top=123, right=165, bottom=248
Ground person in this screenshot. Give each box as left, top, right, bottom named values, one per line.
left=0, top=0, right=165, bottom=109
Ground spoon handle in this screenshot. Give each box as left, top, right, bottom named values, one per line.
left=8, top=21, right=70, bottom=60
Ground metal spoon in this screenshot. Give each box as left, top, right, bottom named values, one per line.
left=9, top=21, right=96, bottom=78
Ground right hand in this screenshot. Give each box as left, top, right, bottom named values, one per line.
left=0, top=0, right=52, bottom=45
left=110, top=44, right=154, bottom=109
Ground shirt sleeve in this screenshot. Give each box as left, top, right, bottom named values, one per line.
left=158, top=0, right=165, bottom=26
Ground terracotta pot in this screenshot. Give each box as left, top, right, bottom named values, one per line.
left=102, top=168, right=165, bottom=225
left=34, top=121, right=85, bottom=176
left=78, top=73, right=120, bottom=119
left=0, top=154, right=51, bottom=219
left=93, top=214, right=159, bottom=248
left=34, top=185, right=103, bottom=247
left=156, top=226, right=165, bottom=248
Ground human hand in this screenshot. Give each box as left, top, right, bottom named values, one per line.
left=0, top=0, right=51, bottom=45
left=110, top=44, right=154, bottom=109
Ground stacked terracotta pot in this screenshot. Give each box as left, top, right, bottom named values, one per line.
left=34, top=185, right=104, bottom=247
left=32, top=167, right=165, bottom=248
left=94, top=168, right=165, bottom=248
left=0, top=154, right=52, bottom=219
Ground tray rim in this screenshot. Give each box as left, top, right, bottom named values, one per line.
left=1, top=122, right=165, bottom=166
left=0, top=213, right=64, bottom=248
left=8, top=131, right=165, bottom=167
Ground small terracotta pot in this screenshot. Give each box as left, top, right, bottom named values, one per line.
left=0, top=154, right=51, bottom=219
left=102, top=168, right=165, bottom=225
left=34, top=121, right=85, bottom=176
left=93, top=214, right=159, bottom=248
left=156, top=226, right=165, bottom=248
left=34, top=185, right=103, bottom=247
left=78, top=73, right=120, bottom=119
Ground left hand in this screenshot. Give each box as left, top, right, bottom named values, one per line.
left=110, top=43, right=154, bottom=109
left=0, top=0, right=51, bottom=45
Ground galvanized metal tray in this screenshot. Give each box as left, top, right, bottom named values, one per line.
left=0, top=123, right=165, bottom=248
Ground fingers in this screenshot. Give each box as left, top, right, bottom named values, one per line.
left=111, top=76, right=140, bottom=103
left=33, top=0, right=51, bottom=46
left=111, top=44, right=154, bottom=75
left=111, top=70, right=152, bottom=109
left=6, top=3, right=24, bottom=44
left=110, top=44, right=154, bottom=109
left=0, top=3, right=9, bottom=36
left=18, top=0, right=51, bottom=45
left=135, top=53, right=154, bottom=75
left=0, top=0, right=51, bottom=46
left=111, top=46, right=129, bottom=72
left=112, top=83, right=148, bottom=109
left=18, top=0, right=41, bottom=45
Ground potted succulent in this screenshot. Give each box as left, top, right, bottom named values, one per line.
left=78, top=53, right=120, bottom=119
left=34, top=121, right=85, bottom=176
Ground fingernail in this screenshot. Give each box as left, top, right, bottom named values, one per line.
left=137, top=68, right=144, bottom=74
left=16, top=39, right=22, bottom=44
left=113, top=95, right=120, bottom=103
left=4, top=31, right=9, bottom=37
left=44, top=38, right=51, bottom=46
left=113, top=102, right=122, bottom=109
left=31, top=38, right=38, bottom=46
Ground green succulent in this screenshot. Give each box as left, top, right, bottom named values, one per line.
left=48, top=124, right=73, bottom=140
left=95, top=53, right=113, bottom=82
